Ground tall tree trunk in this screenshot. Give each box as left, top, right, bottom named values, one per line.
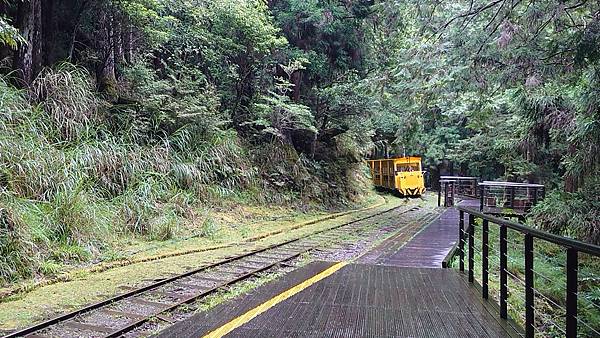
left=67, top=0, right=89, bottom=62
left=13, top=0, right=42, bottom=86
left=123, top=24, right=134, bottom=64
left=113, top=16, right=124, bottom=66
left=41, top=0, right=55, bottom=66
left=96, top=6, right=117, bottom=98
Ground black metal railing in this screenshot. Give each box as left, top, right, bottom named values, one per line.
left=451, top=206, right=600, bottom=338
left=479, top=182, right=545, bottom=215
left=441, top=176, right=479, bottom=197
left=437, top=176, right=480, bottom=207
left=438, top=180, right=456, bottom=207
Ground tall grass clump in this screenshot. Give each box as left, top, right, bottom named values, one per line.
left=169, top=127, right=259, bottom=196
left=0, top=137, right=72, bottom=200
left=0, top=77, right=30, bottom=132
left=46, top=184, right=112, bottom=247
left=31, top=64, right=101, bottom=143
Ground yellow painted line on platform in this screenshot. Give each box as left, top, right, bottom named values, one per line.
left=202, top=261, right=348, bottom=338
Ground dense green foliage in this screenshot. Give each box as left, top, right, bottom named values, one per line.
left=360, top=1, right=600, bottom=245
left=0, top=0, right=374, bottom=284
left=0, top=0, right=599, bottom=285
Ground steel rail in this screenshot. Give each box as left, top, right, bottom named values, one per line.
left=4, top=203, right=416, bottom=338
left=105, top=243, right=317, bottom=337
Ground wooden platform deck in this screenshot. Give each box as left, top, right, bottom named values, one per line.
left=158, top=202, right=519, bottom=337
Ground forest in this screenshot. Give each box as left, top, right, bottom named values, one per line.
left=0, top=0, right=599, bottom=287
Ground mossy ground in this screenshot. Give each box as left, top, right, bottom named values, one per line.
left=0, top=193, right=412, bottom=331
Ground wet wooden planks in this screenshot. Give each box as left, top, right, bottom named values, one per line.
left=159, top=263, right=518, bottom=337
left=364, top=199, right=479, bottom=268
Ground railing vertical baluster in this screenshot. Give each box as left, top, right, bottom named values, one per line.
left=566, top=248, right=578, bottom=337
left=524, top=234, right=534, bottom=338
left=509, top=186, right=515, bottom=209
left=482, top=219, right=489, bottom=299
left=459, top=210, right=464, bottom=272
left=468, top=214, right=475, bottom=283
left=500, top=224, right=508, bottom=319
left=479, top=186, right=484, bottom=212
left=444, top=181, right=449, bottom=207
left=454, top=206, right=599, bottom=338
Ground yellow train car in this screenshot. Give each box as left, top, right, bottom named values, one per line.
left=366, top=157, right=426, bottom=196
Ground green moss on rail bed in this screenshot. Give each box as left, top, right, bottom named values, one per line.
left=0, top=194, right=414, bottom=331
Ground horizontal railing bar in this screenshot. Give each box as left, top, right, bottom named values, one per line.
left=458, top=207, right=600, bottom=256
left=531, top=269, right=560, bottom=285
left=533, top=288, right=566, bottom=312
left=577, top=318, right=600, bottom=336
left=504, top=269, right=526, bottom=286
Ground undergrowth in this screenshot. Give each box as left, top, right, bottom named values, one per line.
left=0, top=65, right=371, bottom=285
left=530, top=175, right=600, bottom=245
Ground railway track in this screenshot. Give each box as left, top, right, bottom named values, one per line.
left=5, top=203, right=426, bottom=338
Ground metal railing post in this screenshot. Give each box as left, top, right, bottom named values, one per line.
left=479, top=186, right=484, bottom=212
left=459, top=210, right=464, bottom=272
left=566, top=248, right=578, bottom=337
left=444, top=181, right=449, bottom=207
left=482, top=219, right=489, bottom=299
left=509, top=186, right=515, bottom=209
left=524, top=234, right=534, bottom=338
left=500, top=224, right=508, bottom=319
left=468, top=214, right=475, bottom=283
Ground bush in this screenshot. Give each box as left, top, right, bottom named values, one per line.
left=198, top=217, right=220, bottom=239
left=0, top=77, right=30, bottom=132
left=148, top=209, right=180, bottom=241
left=530, top=176, right=600, bottom=245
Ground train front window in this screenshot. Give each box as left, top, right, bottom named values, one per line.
left=396, top=163, right=420, bottom=173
